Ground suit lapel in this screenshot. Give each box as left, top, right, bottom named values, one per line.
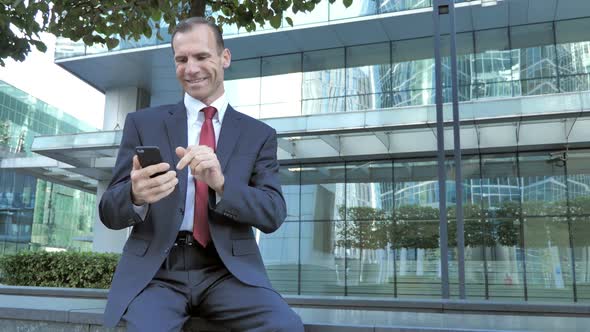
left=165, top=102, right=188, bottom=205
left=217, top=105, right=242, bottom=172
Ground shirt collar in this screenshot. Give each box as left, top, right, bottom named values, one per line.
left=184, top=93, right=228, bottom=124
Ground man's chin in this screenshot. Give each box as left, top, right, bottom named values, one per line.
left=185, top=89, right=206, bottom=101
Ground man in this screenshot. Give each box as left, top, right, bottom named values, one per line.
left=99, top=17, right=303, bottom=332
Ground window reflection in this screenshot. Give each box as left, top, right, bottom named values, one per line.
left=259, top=150, right=590, bottom=301
left=329, top=0, right=378, bottom=20
left=303, top=48, right=346, bottom=101
left=511, top=23, right=558, bottom=96
left=218, top=20, right=590, bottom=117
left=260, top=222, right=300, bottom=294
left=380, top=0, right=432, bottom=13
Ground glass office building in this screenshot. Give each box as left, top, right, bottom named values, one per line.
left=48, top=0, right=590, bottom=304
left=0, top=81, right=97, bottom=253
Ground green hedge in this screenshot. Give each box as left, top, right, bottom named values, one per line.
left=0, top=251, right=120, bottom=288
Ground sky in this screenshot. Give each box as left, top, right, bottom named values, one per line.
left=0, top=33, right=105, bottom=129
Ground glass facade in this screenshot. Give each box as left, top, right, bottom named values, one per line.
left=0, top=82, right=97, bottom=253
left=222, top=18, right=590, bottom=119
left=261, top=150, right=590, bottom=303
left=55, top=0, right=449, bottom=59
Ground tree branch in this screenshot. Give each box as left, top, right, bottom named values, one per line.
left=190, top=0, right=207, bottom=17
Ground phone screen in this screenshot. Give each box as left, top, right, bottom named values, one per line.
left=135, top=146, right=166, bottom=178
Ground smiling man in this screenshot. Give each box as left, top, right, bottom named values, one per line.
left=99, top=17, right=304, bottom=332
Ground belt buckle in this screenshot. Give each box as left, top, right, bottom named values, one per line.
left=175, top=232, right=193, bottom=246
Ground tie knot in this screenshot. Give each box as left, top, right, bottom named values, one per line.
left=201, top=106, right=217, bottom=120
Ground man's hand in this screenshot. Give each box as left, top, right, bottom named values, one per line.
left=176, top=145, right=224, bottom=194
left=131, top=155, right=178, bottom=205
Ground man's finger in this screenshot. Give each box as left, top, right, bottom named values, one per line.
left=133, top=155, right=141, bottom=171
left=175, top=146, right=186, bottom=159
left=176, top=147, right=197, bottom=170
left=144, top=176, right=179, bottom=202
left=194, top=160, right=219, bottom=176
left=143, top=162, right=171, bottom=178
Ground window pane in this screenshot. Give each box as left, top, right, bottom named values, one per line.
left=301, top=220, right=344, bottom=295
left=225, top=78, right=260, bottom=107
left=567, top=150, right=590, bottom=303
left=393, top=89, right=434, bottom=106
left=347, top=43, right=392, bottom=95
left=573, top=216, right=590, bottom=303
left=519, top=153, right=573, bottom=302
left=261, top=71, right=302, bottom=103
left=393, top=160, right=441, bottom=299
left=260, top=222, right=300, bottom=294
left=329, top=0, right=378, bottom=20
left=480, top=154, right=525, bottom=301
left=344, top=161, right=394, bottom=296
left=346, top=93, right=394, bottom=111
left=568, top=150, right=590, bottom=216
left=524, top=216, right=574, bottom=302
left=225, top=58, right=260, bottom=80
left=284, top=0, right=329, bottom=27
left=280, top=166, right=300, bottom=222
left=392, top=37, right=434, bottom=92
left=260, top=101, right=301, bottom=118
left=380, top=0, right=432, bottom=13
left=446, top=156, right=489, bottom=299
left=303, top=48, right=346, bottom=99
left=302, top=97, right=345, bottom=114
left=520, top=153, right=567, bottom=216
left=511, top=23, right=558, bottom=95
left=225, top=58, right=261, bottom=107
left=474, top=28, right=515, bottom=99
left=300, top=164, right=345, bottom=221
left=556, top=18, right=590, bottom=92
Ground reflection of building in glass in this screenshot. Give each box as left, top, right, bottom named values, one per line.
left=46, top=2, right=590, bottom=303
left=0, top=82, right=96, bottom=252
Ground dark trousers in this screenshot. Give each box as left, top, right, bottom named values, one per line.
left=122, top=239, right=303, bottom=332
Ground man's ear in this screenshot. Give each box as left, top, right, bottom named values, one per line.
left=222, top=48, right=231, bottom=69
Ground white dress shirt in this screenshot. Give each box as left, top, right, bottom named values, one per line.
left=133, top=93, right=228, bottom=232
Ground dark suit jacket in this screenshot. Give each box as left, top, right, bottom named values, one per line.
left=98, top=102, right=286, bottom=327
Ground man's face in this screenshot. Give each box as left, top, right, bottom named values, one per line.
left=173, top=25, right=231, bottom=105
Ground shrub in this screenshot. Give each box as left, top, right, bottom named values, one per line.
left=0, top=251, right=120, bottom=288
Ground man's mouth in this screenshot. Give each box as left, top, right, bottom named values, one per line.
left=186, top=77, right=207, bottom=84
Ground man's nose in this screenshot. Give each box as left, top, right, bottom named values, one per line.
left=186, top=59, right=200, bottom=75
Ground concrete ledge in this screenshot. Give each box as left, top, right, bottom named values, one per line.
left=1, top=286, right=590, bottom=331
left=3, top=285, right=589, bottom=316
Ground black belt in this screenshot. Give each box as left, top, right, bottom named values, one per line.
left=174, top=231, right=197, bottom=246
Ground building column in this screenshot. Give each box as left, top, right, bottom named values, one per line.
left=92, top=87, right=150, bottom=253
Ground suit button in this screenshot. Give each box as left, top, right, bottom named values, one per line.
left=163, top=248, right=170, bottom=254
left=179, top=208, right=184, bottom=215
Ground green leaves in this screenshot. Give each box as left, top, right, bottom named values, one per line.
left=269, top=14, right=282, bottom=29
left=1, top=0, right=355, bottom=65
left=0, top=251, right=120, bottom=288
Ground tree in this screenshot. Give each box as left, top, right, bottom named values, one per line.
left=1, top=0, right=353, bottom=66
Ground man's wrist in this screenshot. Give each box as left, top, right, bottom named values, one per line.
left=131, top=189, right=145, bottom=205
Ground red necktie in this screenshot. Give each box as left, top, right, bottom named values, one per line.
left=193, top=106, right=217, bottom=247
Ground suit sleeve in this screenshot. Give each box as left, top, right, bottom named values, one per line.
left=213, top=129, right=286, bottom=234
left=99, top=113, right=146, bottom=230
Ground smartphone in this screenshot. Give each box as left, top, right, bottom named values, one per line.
left=135, top=146, right=167, bottom=178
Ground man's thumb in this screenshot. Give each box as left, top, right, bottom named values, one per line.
left=132, top=155, right=141, bottom=170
